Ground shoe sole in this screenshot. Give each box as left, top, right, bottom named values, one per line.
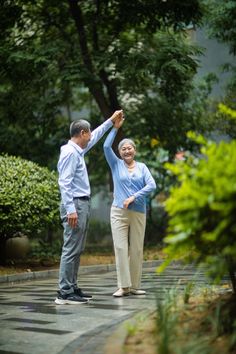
left=55, top=298, right=89, bottom=305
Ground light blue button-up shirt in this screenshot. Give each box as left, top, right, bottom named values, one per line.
left=58, top=118, right=113, bottom=214
left=103, top=128, right=157, bottom=214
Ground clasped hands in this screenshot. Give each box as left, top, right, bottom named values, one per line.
left=110, top=109, right=125, bottom=129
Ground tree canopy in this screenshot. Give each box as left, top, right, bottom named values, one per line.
left=203, top=0, right=236, bottom=55
left=0, top=0, right=205, bottom=174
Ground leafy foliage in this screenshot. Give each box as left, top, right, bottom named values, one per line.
left=0, top=154, right=60, bottom=239
left=203, top=0, right=236, bottom=55
left=0, top=1, right=74, bottom=168
left=158, top=128, right=236, bottom=291
left=211, top=99, right=236, bottom=140
left=202, top=0, right=236, bottom=132
left=0, top=0, right=205, bottom=172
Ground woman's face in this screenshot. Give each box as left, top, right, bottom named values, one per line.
left=119, top=143, right=136, bottom=164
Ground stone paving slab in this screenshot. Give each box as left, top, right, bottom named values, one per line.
left=0, top=262, right=225, bottom=354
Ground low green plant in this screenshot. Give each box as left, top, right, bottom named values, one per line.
left=201, top=285, right=217, bottom=301
left=208, top=301, right=223, bottom=337
left=154, top=283, right=236, bottom=354
left=183, top=281, right=195, bottom=304
left=206, top=295, right=236, bottom=338
left=125, top=322, right=138, bottom=337
left=0, top=154, right=60, bottom=240
left=156, top=287, right=179, bottom=354
left=175, top=339, right=213, bottom=354
left=125, top=313, right=147, bottom=337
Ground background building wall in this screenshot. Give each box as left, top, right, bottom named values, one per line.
left=194, top=27, right=235, bottom=98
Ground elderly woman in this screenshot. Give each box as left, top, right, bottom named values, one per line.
left=103, top=118, right=156, bottom=297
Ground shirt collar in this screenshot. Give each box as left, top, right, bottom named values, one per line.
left=68, top=140, right=83, bottom=154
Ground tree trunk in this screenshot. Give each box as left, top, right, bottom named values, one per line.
left=68, top=0, right=124, bottom=191
left=68, top=0, right=113, bottom=118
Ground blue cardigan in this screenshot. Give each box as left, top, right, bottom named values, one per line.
left=103, top=128, right=156, bottom=214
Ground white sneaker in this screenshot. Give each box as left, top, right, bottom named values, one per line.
left=130, top=288, right=146, bottom=295
left=113, top=288, right=130, bottom=297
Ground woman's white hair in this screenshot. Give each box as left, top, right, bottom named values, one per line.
left=118, top=138, right=136, bottom=150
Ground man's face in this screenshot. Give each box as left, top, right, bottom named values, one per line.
left=80, top=129, right=91, bottom=148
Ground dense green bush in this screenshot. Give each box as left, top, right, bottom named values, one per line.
left=159, top=132, right=236, bottom=292
left=0, top=154, right=60, bottom=239
left=87, top=219, right=112, bottom=247
left=28, top=239, right=62, bottom=262
left=145, top=205, right=168, bottom=246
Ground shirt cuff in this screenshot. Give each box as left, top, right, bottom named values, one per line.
left=106, top=118, right=114, bottom=128
left=67, top=205, right=76, bottom=214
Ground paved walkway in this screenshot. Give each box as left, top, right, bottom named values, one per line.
left=0, top=261, right=223, bottom=354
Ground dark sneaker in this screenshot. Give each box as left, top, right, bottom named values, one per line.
left=55, top=291, right=88, bottom=305
left=74, top=288, right=93, bottom=299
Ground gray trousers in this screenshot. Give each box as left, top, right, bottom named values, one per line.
left=58, top=198, right=90, bottom=295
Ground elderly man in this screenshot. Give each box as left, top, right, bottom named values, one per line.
left=55, top=110, right=123, bottom=305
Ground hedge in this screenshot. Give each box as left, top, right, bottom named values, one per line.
left=0, top=154, right=60, bottom=239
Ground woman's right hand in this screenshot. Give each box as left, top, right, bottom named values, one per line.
left=123, top=195, right=135, bottom=209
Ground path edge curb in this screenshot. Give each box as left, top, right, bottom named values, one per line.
left=0, top=260, right=163, bottom=284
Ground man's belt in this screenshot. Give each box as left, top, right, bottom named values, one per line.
left=74, top=196, right=90, bottom=201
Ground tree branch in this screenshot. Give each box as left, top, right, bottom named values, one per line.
left=68, top=0, right=111, bottom=117
left=91, top=0, right=120, bottom=110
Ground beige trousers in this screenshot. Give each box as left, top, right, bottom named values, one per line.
left=110, top=206, right=146, bottom=289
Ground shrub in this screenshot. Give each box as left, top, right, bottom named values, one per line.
left=158, top=133, right=236, bottom=292
left=0, top=154, right=60, bottom=239
left=87, top=219, right=112, bottom=247
left=145, top=205, right=168, bottom=245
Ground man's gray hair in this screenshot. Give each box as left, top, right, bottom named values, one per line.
left=118, top=138, right=136, bottom=150
left=70, top=119, right=91, bottom=137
